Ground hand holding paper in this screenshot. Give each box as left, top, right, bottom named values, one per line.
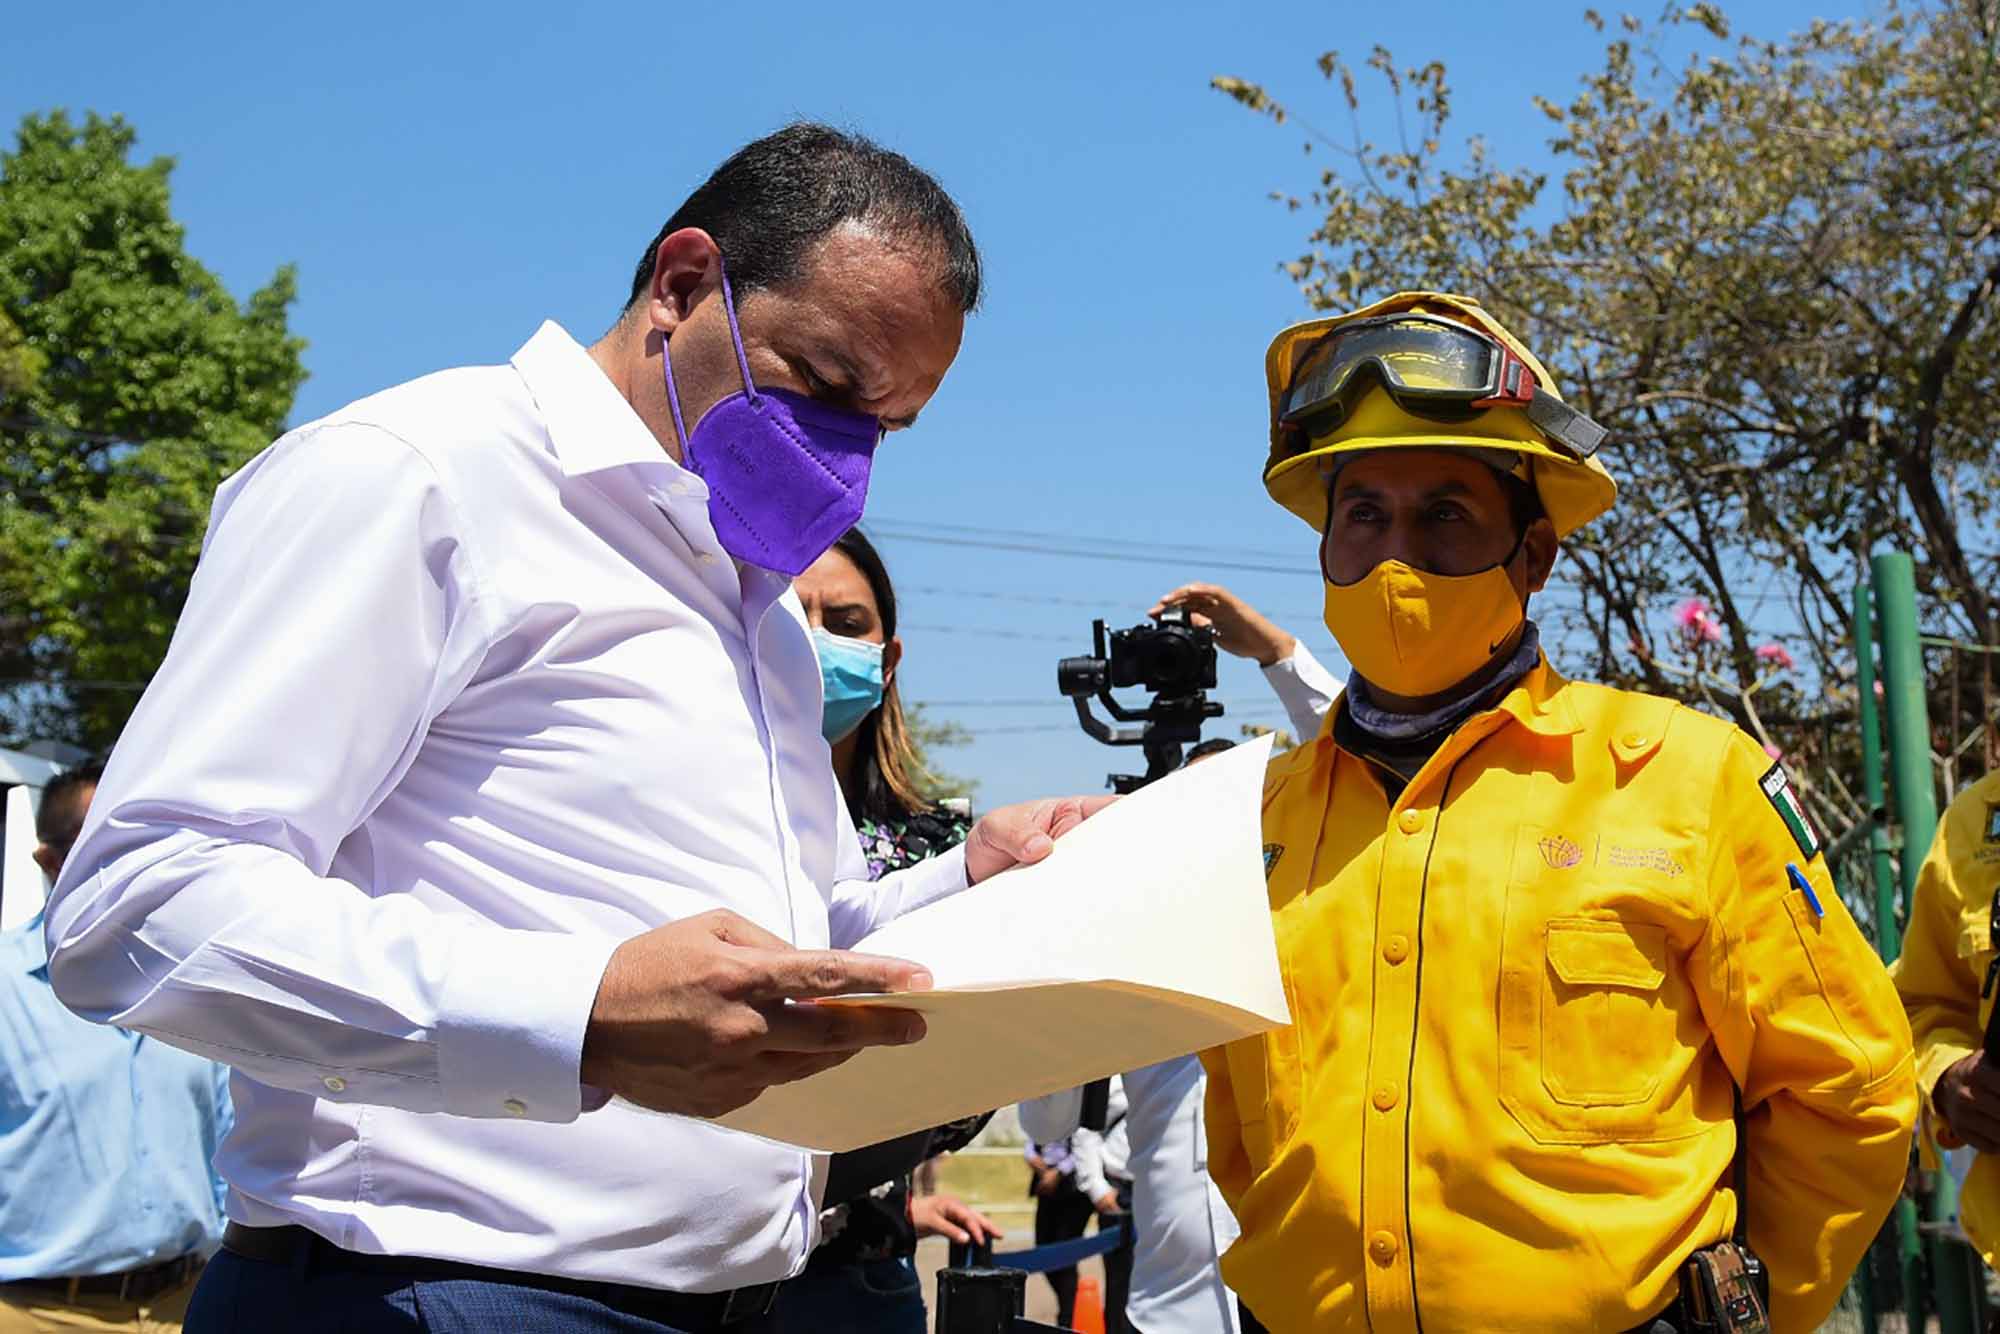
left=718, top=736, right=1289, bottom=1151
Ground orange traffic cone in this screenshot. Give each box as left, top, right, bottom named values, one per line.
left=1072, top=1276, right=1106, bottom=1334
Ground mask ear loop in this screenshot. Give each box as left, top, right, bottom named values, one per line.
left=659, top=257, right=757, bottom=450
left=714, top=263, right=758, bottom=405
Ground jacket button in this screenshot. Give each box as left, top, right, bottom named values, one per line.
left=1623, top=733, right=1649, bottom=749
left=1372, top=1083, right=1400, bottom=1111
left=1397, top=809, right=1425, bottom=835
left=322, top=1075, right=346, bottom=1093
left=1369, top=1230, right=1399, bottom=1264
left=1383, top=934, right=1410, bottom=964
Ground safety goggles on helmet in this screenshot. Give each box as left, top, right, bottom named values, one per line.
left=1278, top=313, right=1607, bottom=460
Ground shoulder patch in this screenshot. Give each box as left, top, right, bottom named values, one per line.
left=1760, top=761, right=1821, bottom=860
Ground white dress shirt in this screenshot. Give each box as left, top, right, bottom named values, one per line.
left=1260, top=642, right=1342, bottom=742
left=44, top=322, right=970, bottom=1292
left=1021, top=1058, right=1241, bottom=1334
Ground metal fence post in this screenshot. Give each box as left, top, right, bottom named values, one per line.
left=1854, top=579, right=1915, bottom=1334
left=1873, top=550, right=1977, bottom=1334
left=1857, top=577, right=1925, bottom=1334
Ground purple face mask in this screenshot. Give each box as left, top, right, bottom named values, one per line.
left=660, top=263, right=882, bottom=577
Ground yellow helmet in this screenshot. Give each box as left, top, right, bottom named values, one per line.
left=1262, top=291, right=1617, bottom=538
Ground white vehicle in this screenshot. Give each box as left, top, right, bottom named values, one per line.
left=0, top=744, right=82, bottom=931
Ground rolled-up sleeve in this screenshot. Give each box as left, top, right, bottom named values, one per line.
left=44, top=423, right=616, bottom=1123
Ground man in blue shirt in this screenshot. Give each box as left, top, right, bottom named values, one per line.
left=2, top=766, right=231, bottom=1333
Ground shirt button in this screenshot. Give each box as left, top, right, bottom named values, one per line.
left=1369, top=1230, right=1400, bottom=1264
left=1383, top=934, right=1410, bottom=964
left=1623, top=733, right=1650, bottom=749
left=1372, top=1083, right=1400, bottom=1112
left=698, top=552, right=719, bottom=566
left=322, top=1075, right=346, bottom=1093
left=502, top=1098, right=528, bottom=1117
left=1397, top=808, right=1425, bottom=835
left=670, top=480, right=692, bottom=496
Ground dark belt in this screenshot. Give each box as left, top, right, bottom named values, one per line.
left=222, top=1223, right=781, bottom=1328
left=2, top=1253, right=203, bottom=1305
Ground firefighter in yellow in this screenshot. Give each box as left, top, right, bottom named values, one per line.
left=1893, top=769, right=2000, bottom=1269
left=1202, top=291, right=1917, bottom=1333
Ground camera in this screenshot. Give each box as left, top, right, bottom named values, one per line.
left=1056, top=608, right=1224, bottom=794
left=1057, top=607, right=1217, bottom=700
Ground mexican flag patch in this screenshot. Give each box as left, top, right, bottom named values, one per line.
left=1760, top=762, right=1821, bottom=859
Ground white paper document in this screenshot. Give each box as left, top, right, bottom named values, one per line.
left=717, top=735, right=1290, bottom=1152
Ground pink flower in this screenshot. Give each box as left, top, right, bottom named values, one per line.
left=1762, top=742, right=1783, bottom=760
left=1674, top=597, right=1723, bottom=645
left=1755, top=642, right=1795, bottom=671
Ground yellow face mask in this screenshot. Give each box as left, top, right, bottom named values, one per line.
left=1321, top=559, right=1526, bottom=698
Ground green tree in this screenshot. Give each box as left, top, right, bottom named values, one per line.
left=1216, top=0, right=2000, bottom=836
left=0, top=111, right=306, bottom=750
left=905, top=702, right=979, bottom=804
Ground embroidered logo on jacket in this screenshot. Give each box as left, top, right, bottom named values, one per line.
left=1606, top=845, right=1686, bottom=876
left=1263, top=843, right=1286, bottom=878
left=1538, top=835, right=1583, bottom=869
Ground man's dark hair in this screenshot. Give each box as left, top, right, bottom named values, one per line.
left=35, top=762, right=104, bottom=851
left=1185, top=738, right=1238, bottom=764
left=626, top=123, right=981, bottom=316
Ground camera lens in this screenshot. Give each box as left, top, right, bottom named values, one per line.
left=1057, top=655, right=1109, bottom=697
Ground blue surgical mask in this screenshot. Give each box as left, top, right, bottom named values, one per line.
left=813, top=626, right=887, bottom=743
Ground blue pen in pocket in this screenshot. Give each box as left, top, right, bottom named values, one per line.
left=1787, top=862, right=1824, bottom=918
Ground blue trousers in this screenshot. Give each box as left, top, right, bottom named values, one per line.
left=186, top=1247, right=778, bottom=1334
left=768, top=1257, right=925, bottom=1334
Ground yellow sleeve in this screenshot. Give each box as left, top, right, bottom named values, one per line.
left=1692, top=731, right=1916, bottom=1333
left=1893, top=795, right=1990, bottom=1109
left=1200, top=1043, right=1253, bottom=1212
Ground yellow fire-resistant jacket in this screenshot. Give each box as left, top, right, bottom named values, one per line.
left=1892, top=769, right=2000, bottom=1268
left=1203, top=660, right=1916, bottom=1334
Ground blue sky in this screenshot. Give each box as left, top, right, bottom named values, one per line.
left=7, top=0, right=1861, bottom=805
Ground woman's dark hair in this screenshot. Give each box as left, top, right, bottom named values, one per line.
left=626, top=122, right=981, bottom=315
left=829, top=528, right=934, bottom=825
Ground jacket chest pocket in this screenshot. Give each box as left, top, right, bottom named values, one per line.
left=1500, top=904, right=1702, bottom=1145
left=1540, top=920, right=1669, bottom=1105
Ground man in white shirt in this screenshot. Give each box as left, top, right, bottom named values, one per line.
left=45, top=123, right=1105, bottom=1334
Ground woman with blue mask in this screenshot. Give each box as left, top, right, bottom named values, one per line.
left=778, top=527, right=1000, bottom=1334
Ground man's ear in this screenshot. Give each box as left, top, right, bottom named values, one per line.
left=881, top=635, right=904, bottom=689
left=32, top=843, right=60, bottom=883
left=643, top=228, right=724, bottom=337
left=1522, top=516, right=1560, bottom=595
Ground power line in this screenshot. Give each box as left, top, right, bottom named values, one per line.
left=868, top=526, right=1311, bottom=575
left=869, top=517, right=1306, bottom=564
left=899, top=622, right=1078, bottom=643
